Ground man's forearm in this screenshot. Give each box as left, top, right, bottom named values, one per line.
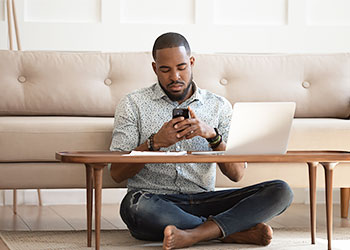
left=110, top=125, right=180, bottom=183
left=215, top=141, right=245, bottom=182
left=110, top=141, right=149, bottom=183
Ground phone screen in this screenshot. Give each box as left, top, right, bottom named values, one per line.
left=172, top=108, right=189, bottom=119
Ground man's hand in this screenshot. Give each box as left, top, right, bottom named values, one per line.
left=153, top=107, right=216, bottom=149
left=153, top=116, right=188, bottom=149
left=173, top=107, right=216, bottom=140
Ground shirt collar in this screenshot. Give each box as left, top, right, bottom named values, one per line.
left=152, top=81, right=204, bottom=105
left=152, top=82, right=168, bottom=100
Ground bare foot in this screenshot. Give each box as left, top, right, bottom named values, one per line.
left=221, top=223, right=273, bottom=246
left=163, top=225, right=196, bottom=250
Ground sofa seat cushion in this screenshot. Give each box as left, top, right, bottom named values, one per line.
left=288, top=118, right=350, bottom=150
left=216, top=162, right=350, bottom=188
left=1, top=117, right=349, bottom=162
left=0, top=116, right=114, bottom=161
left=216, top=118, right=350, bottom=188
left=0, top=162, right=125, bottom=189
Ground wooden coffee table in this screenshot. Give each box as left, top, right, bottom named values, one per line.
left=56, top=150, right=350, bottom=250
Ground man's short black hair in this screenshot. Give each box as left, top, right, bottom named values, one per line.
left=152, top=32, right=191, bottom=60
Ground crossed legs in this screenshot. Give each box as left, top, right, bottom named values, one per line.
left=120, top=180, right=293, bottom=249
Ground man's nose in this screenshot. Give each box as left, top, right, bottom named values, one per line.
left=170, top=70, right=180, bottom=81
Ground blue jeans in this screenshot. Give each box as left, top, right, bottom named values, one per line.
left=120, top=180, right=293, bottom=241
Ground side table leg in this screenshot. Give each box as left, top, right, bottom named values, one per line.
left=93, top=165, right=105, bottom=250
left=320, top=162, right=338, bottom=250
left=85, top=164, right=93, bottom=247
left=307, top=162, right=318, bottom=244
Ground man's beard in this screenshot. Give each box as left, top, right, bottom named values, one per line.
left=159, top=77, right=194, bottom=102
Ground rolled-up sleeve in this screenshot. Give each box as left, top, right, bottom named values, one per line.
left=110, top=95, right=140, bottom=152
left=218, top=99, right=233, bottom=143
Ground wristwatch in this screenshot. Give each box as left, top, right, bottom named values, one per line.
left=206, top=128, right=220, bottom=143
left=206, top=128, right=222, bottom=149
left=147, top=133, right=156, bottom=151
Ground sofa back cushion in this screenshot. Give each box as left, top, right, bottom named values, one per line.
left=0, top=51, right=156, bottom=116
left=0, top=50, right=349, bottom=118
left=195, top=54, right=350, bottom=118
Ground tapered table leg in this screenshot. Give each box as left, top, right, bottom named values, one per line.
left=93, top=164, right=105, bottom=250
left=307, top=162, right=318, bottom=244
left=85, top=164, right=94, bottom=247
left=320, top=162, right=338, bottom=250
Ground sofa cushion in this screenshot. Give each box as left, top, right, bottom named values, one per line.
left=0, top=162, right=125, bottom=189
left=288, top=118, right=350, bottom=150
left=215, top=162, right=350, bottom=188
left=0, top=51, right=157, bottom=116
left=1, top=51, right=349, bottom=118
left=194, top=53, right=350, bottom=118
left=1, top=117, right=349, bottom=162
left=0, top=116, right=114, bottom=161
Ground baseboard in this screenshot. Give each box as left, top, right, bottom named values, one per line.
left=0, top=188, right=341, bottom=206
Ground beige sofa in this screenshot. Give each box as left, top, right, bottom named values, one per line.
left=1, top=50, right=350, bottom=211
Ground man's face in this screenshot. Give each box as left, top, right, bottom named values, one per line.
left=152, top=46, right=195, bottom=102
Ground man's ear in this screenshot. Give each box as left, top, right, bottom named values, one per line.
left=190, top=56, right=195, bottom=66
left=152, top=62, right=157, bottom=74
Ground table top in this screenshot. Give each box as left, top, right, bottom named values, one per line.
left=56, top=150, right=350, bottom=164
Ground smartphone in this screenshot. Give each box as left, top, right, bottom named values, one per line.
left=172, top=108, right=189, bottom=119
left=172, top=108, right=189, bottom=132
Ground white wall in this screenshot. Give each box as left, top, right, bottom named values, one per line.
left=1, top=0, right=349, bottom=205
left=1, top=0, right=350, bottom=53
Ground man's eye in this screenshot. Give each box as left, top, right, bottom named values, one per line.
left=160, top=69, right=170, bottom=73
left=178, top=66, right=187, bottom=71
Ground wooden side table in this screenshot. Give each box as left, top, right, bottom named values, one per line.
left=56, top=150, right=350, bottom=250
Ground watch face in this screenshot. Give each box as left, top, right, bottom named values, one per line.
left=207, top=128, right=219, bottom=143
left=147, top=138, right=152, bottom=150
left=147, top=134, right=156, bottom=151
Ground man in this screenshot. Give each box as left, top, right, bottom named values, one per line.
left=110, top=32, right=293, bottom=250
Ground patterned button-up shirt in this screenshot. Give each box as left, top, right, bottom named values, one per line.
left=110, top=82, right=232, bottom=194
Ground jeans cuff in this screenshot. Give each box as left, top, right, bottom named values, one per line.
left=208, top=215, right=227, bottom=239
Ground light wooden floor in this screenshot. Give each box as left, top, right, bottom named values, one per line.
left=0, top=204, right=126, bottom=231
left=0, top=203, right=349, bottom=249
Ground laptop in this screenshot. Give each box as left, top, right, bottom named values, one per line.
left=192, top=102, right=296, bottom=155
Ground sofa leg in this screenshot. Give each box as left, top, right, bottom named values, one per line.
left=11, top=189, right=42, bottom=215
left=13, top=189, right=17, bottom=215
left=37, top=189, right=42, bottom=206
left=340, top=188, right=350, bottom=218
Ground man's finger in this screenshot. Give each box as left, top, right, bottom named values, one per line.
left=188, top=106, right=196, bottom=118
left=178, top=125, right=196, bottom=138
left=170, top=116, right=185, bottom=126
left=185, top=128, right=198, bottom=139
